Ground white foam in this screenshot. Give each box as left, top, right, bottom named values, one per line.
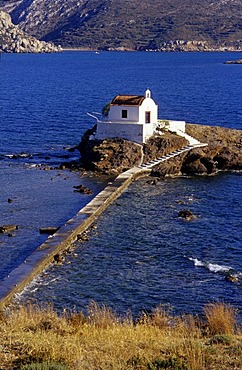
left=207, top=263, right=231, bottom=273
left=188, top=257, right=205, bottom=267
left=188, top=257, right=231, bottom=273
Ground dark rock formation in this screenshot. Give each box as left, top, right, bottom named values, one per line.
left=152, top=124, right=242, bottom=177
left=39, top=227, right=59, bottom=235
left=0, top=10, right=61, bottom=53
left=77, top=231, right=90, bottom=242
left=143, top=133, right=188, bottom=163
left=0, top=224, right=18, bottom=233
left=178, top=209, right=196, bottom=220
left=73, top=185, right=93, bottom=195
left=184, top=124, right=242, bottom=174
left=77, top=134, right=143, bottom=175
left=53, top=253, right=65, bottom=264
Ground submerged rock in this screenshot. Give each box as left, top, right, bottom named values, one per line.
left=0, top=224, right=18, bottom=233
left=178, top=209, right=196, bottom=221
left=53, top=253, right=65, bottom=264
left=39, top=227, right=59, bottom=235
left=225, top=274, right=240, bottom=283
left=73, top=185, right=93, bottom=195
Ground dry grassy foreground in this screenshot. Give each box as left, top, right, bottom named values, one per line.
left=0, top=302, right=241, bottom=370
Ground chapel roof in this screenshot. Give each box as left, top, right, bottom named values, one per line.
left=111, top=95, right=145, bottom=106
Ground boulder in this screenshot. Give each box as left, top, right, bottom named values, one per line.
left=53, top=253, right=65, bottom=264
left=143, top=133, right=188, bottom=163
left=225, top=274, right=239, bottom=283
left=39, top=227, right=59, bottom=235
left=178, top=209, right=196, bottom=220
left=0, top=224, right=18, bottom=233
left=73, top=185, right=93, bottom=195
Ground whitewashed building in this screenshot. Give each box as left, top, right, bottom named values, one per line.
left=92, top=89, right=186, bottom=144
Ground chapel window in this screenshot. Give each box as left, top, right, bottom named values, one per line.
left=122, top=110, right=128, bottom=119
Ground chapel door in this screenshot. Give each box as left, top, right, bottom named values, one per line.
left=145, top=111, right=151, bottom=123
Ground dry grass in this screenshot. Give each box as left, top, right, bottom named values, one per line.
left=0, top=302, right=241, bottom=370
left=203, top=303, right=237, bottom=335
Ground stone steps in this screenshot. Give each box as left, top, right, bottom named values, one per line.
left=137, top=141, right=207, bottom=169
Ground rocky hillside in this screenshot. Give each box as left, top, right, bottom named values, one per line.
left=0, top=10, right=61, bottom=52
left=0, top=0, right=241, bottom=50
left=76, top=124, right=242, bottom=177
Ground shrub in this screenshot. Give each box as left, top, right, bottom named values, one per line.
left=138, top=304, right=172, bottom=329
left=147, top=357, right=187, bottom=370
left=204, top=303, right=236, bottom=335
left=87, top=300, right=119, bottom=328
left=207, top=334, right=232, bottom=345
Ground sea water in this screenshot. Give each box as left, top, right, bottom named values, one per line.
left=0, top=51, right=241, bottom=318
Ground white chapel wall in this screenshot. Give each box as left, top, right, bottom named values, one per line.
left=139, top=99, right=158, bottom=124
left=108, top=105, right=140, bottom=122
left=97, top=122, right=145, bottom=144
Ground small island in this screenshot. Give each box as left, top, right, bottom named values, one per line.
left=224, top=59, right=242, bottom=64
left=76, top=89, right=242, bottom=177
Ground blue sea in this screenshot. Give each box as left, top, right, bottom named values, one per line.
left=0, top=51, right=241, bottom=319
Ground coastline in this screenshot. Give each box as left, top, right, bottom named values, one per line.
left=0, top=122, right=241, bottom=309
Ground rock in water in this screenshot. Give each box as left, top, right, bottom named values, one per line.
left=178, top=209, right=196, bottom=221
left=39, top=227, right=59, bottom=235
left=0, top=224, right=18, bottom=233
left=73, top=185, right=93, bottom=195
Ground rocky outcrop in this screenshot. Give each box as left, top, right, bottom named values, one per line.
left=0, top=11, right=61, bottom=53
left=77, top=123, right=242, bottom=177
left=77, top=136, right=143, bottom=175
left=143, top=134, right=188, bottom=163
left=152, top=124, right=242, bottom=177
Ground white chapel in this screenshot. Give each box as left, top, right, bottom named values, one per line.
left=96, top=89, right=158, bottom=144
left=92, top=89, right=186, bottom=144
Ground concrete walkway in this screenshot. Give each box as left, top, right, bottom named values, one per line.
left=0, top=134, right=207, bottom=308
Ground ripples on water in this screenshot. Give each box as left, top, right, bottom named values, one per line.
left=0, top=160, right=108, bottom=279
left=0, top=51, right=241, bottom=318
left=19, top=174, right=242, bottom=320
